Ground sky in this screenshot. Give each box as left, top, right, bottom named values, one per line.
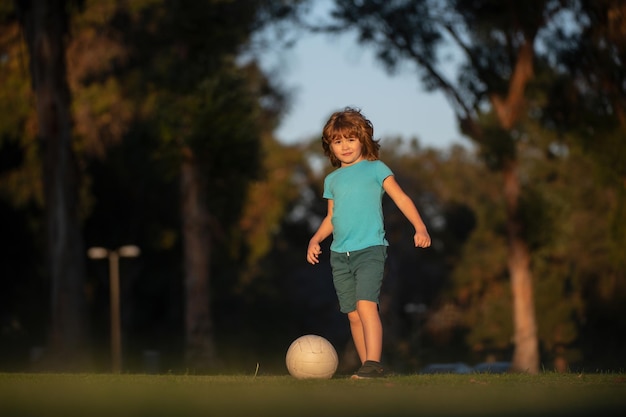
left=257, top=3, right=467, bottom=150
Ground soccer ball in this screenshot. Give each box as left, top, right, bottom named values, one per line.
left=285, top=334, right=339, bottom=379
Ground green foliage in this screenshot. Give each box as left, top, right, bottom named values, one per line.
left=0, top=21, right=42, bottom=207
left=475, top=115, right=517, bottom=171
left=237, top=139, right=304, bottom=271
left=517, top=186, right=558, bottom=251
left=0, top=2, right=14, bottom=20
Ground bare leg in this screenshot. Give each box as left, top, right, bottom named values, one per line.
left=347, top=310, right=366, bottom=364
left=356, top=300, right=382, bottom=362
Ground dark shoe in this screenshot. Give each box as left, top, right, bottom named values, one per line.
left=351, top=360, right=388, bottom=379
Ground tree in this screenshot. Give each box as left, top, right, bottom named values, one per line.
left=536, top=0, right=626, bottom=368
left=103, top=0, right=308, bottom=370
left=13, top=0, right=91, bottom=369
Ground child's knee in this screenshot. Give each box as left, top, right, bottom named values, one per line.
left=347, top=310, right=361, bottom=324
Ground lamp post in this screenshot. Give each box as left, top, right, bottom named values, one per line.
left=87, top=245, right=140, bottom=373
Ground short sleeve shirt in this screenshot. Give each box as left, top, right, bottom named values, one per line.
left=323, top=160, right=393, bottom=252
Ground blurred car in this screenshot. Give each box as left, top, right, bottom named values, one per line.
left=419, top=362, right=473, bottom=374
left=419, top=361, right=512, bottom=374
left=472, top=361, right=511, bottom=374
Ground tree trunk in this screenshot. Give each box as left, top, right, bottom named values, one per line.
left=17, top=0, right=89, bottom=370
left=493, top=39, right=540, bottom=374
left=181, top=147, right=218, bottom=370
left=503, top=159, right=539, bottom=374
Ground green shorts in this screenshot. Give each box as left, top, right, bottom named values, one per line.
left=330, top=245, right=387, bottom=313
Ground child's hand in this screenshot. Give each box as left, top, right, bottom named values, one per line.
left=414, top=230, right=431, bottom=248
left=307, top=241, right=322, bottom=264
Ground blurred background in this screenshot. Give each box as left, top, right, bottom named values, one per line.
left=0, top=0, right=624, bottom=375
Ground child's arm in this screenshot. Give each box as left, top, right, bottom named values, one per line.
left=383, top=176, right=431, bottom=248
left=307, top=199, right=334, bottom=264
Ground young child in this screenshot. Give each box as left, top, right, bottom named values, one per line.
left=306, top=107, right=431, bottom=379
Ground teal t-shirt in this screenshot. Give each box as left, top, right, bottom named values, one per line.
left=323, top=160, right=393, bottom=252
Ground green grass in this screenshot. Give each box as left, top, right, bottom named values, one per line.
left=1, top=372, right=625, bottom=417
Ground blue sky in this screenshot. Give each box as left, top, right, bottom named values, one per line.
left=258, top=4, right=467, bottom=150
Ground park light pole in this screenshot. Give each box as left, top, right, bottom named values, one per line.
left=87, top=245, right=140, bottom=373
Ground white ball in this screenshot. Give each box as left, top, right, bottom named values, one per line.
left=285, top=334, right=339, bottom=379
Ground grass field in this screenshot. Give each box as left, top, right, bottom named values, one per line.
left=1, top=372, right=625, bottom=417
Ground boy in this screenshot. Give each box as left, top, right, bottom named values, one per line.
left=306, top=107, right=431, bottom=379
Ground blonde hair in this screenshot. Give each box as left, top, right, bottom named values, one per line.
left=321, top=107, right=380, bottom=167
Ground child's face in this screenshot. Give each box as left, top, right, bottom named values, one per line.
left=330, top=136, right=363, bottom=167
